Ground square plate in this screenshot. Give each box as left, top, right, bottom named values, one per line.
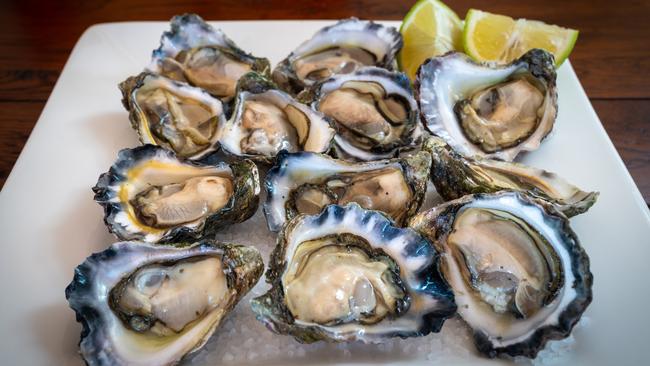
left=0, top=21, right=649, bottom=366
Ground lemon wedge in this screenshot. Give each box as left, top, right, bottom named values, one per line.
left=398, top=0, right=463, bottom=80
left=463, top=9, right=578, bottom=66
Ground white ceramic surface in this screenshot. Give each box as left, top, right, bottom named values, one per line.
left=0, top=21, right=648, bottom=366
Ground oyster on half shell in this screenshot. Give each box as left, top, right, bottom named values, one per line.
left=423, top=136, right=598, bottom=217
left=252, top=203, right=456, bottom=343
left=93, top=145, right=259, bottom=243
left=409, top=191, right=592, bottom=358
left=302, top=67, right=422, bottom=161
left=65, top=240, right=263, bottom=366
left=149, top=14, right=271, bottom=101
left=416, top=49, right=557, bottom=161
left=273, top=18, right=402, bottom=95
left=263, top=150, right=431, bottom=232
left=119, top=72, right=225, bottom=160
left=218, top=72, right=335, bottom=162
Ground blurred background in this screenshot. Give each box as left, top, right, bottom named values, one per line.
left=0, top=0, right=648, bottom=204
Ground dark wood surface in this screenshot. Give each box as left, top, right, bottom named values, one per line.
left=0, top=0, right=648, bottom=204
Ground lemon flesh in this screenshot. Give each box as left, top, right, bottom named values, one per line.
left=463, top=9, right=578, bottom=66
left=399, top=0, right=463, bottom=80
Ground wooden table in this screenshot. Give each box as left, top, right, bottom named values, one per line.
left=1, top=0, right=648, bottom=205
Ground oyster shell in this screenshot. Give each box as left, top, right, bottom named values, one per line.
left=93, top=145, right=259, bottom=243
left=264, top=150, right=431, bottom=232
left=416, top=49, right=557, bottom=161
left=218, top=72, right=335, bottom=162
left=65, top=240, right=263, bottom=366
left=409, top=191, right=592, bottom=358
left=119, top=72, right=225, bottom=160
left=251, top=203, right=456, bottom=343
left=302, top=67, right=422, bottom=161
left=423, top=136, right=598, bottom=217
left=149, top=14, right=271, bottom=101
left=273, top=18, right=402, bottom=95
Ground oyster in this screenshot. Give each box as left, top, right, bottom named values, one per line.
left=264, top=150, right=431, bottom=232
left=416, top=49, right=557, bottom=161
left=119, top=72, right=225, bottom=160
left=218, top=72, right=335, bottom=162
left=149, top=14, right=270, bottom=100
left=424, top=136, right=598, bottom=217
left=409, top=191, right=592, bottom=358
left=302, top=67, right=422, bottom=161
left=252, top=203, right=456, bottom=343
left=93, top=145, right=259, bottom=243
left=65, top=240, right=263, bottom=366
left=273, top=18, right=402, bottom=95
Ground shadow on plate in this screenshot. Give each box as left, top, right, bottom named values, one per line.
left=29, top=302, right=85, bottom=366
left=50, top=188, right=115, bottom=274
left=84, top=111, right=140, bottom=159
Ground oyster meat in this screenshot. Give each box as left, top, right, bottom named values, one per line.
left=149, top=14, right=271, bottom=100
left=218, top=73, right=335, bottom=162
left=252, top=203, right=456, bottom=343
left=424, top=136, right=598, bottom=217
left=273, top=18, right=402, bottom=95
left=264, top=150, right=431, bottom=231
left=302, top=67, right=422, bottom=161
left=120, top=72, right=225, bottom=160
left=416, top=49, right=557, bottom=161
left=93, top=145, right=259, bottom=243
left=409, top=191, right=592, bottom=358
left=65, top=240, right=263, bottom=366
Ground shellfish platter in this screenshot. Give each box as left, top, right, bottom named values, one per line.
left=0, top=17, right=649, bottom=366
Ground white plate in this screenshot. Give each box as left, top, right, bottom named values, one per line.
left=0, top=21, right=649, bottom=366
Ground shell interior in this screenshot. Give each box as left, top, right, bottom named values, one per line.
left=120, top=73, right=226, bottom=160
left=307, top=67, right=421, bottom=161
left=65, top=241, right=264, bottom=366
left=252, top=203, right=456, bottom=343
left=416, top=49, right=557, bottom=161
left=149, top=13, right=271, bottom=100
left=272, top=18, right=402, bottom=94
left=263, top=150, right=431, bottom=232
left=219, top=73, right=335, bottom=160
left=93, top=145, right=259, bottom=243
left=409, top=192, right=592, bottom=358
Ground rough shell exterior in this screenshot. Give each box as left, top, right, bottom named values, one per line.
left=422, top=136, right=599, bottom=217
